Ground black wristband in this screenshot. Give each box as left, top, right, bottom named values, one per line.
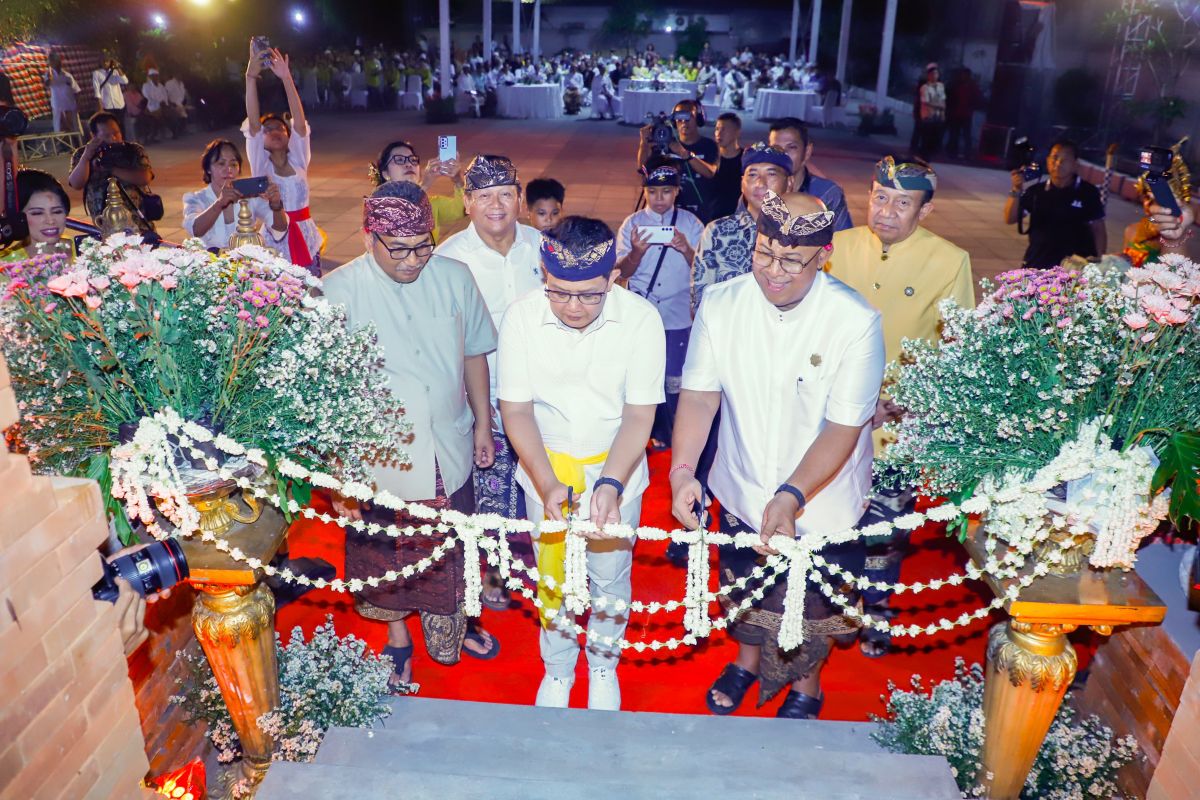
left=594, top=477, right=625, bottom=497
left=775, top=483, right=806, bottom=508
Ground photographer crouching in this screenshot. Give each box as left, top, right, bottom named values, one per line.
left=635, top=100, right=720, bottom=223
left=1003, top=139, right=1106, bottom=268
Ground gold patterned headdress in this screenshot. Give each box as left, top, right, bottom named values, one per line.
left=756, top=191, right=834, bottom=247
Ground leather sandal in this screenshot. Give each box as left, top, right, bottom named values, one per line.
left=776, top=689, right=823, bottom=719
left=381, top=644, right=415, bottom=695
left=705, top=663, right=759, bottom=716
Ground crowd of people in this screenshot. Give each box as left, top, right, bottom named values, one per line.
left=2, top=37, right=1195, bottom=719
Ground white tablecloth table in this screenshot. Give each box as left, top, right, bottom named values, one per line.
left=753, top=89, right=819, bottom=121
left=621, top=89, right=696, bottom=125
left=496, top=84, right=563, bottom=119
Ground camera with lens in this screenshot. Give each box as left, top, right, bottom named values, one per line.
left=1139, top=145, right=1182, bottom=217
left=91, top=538, right=189, bottom=603
left=1008, top=136, right=1043, bottom=183
left=1, top=102, right=30, bottom=249
left=644, top=111, right=678, bottom=158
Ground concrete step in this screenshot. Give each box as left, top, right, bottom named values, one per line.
left=255, top=697, right=959, bottom=799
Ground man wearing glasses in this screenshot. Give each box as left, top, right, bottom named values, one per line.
left=323, top=180, right=502, bottom=693
left=826, top=157, right=974, bottom=659
left=437, top=155, right=545, bottom=595
left=670, top=192, right=884, bottom=721
left=498, top=216, right=665, bottom=711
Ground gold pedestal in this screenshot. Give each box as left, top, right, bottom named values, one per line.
left=963, top=523, right=1165, bottom=799
left=193, top=583, right=279, bottom=795
left=979, top=621, right=1078, bottom=798
left=179, top=488, right=289, bottom=799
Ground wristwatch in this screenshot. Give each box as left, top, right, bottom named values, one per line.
left=687, top=152, right=698, bottom=161
left=775, top=483, right=806, bottom=508
left=594, top=477, right=625, bottom=497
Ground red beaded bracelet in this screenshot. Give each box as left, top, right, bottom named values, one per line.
left=669, top=463, right=694, bottom=479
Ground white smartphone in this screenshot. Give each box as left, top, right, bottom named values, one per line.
left=438, top=135, right=457, bottom=164
left=639, top=225, right=675, bottom=245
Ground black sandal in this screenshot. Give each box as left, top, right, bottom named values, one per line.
left=705, top=663, right=759, bottom=716
left=481, top=569, right=511, bottom=612
left=381, top=644, right=415, bottom=695
left=859, top=603, right=897, bottom=658
left=776, top=689, right=823, bottom=719
left=461, top=626, right=501, bottom=660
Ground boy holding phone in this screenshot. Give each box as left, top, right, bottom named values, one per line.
left=615, top=161, right=703, bottom=449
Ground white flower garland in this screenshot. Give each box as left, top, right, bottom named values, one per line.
left=108, top=410, right=1167, bottom=650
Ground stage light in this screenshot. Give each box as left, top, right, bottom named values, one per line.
left=292, top=9, right=306, bottom=25
left=665, top=25, right=673, bottom=33
left=186, top=0, right=211, bottom=6
left=151, top=12, right=167, bottom=28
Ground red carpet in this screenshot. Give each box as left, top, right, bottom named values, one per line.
left=276, top=450, right=1001, bottom=719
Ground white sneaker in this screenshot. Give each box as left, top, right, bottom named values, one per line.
left=535, top=674, right=574, bottom=708
left=588, top=667, right=621, bottom=711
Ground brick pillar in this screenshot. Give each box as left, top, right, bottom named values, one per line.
left=1147, top=651, right=1200, bottom=800
left=0, top=353, right=157, bottom=800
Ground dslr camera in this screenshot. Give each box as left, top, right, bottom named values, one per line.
left=1, top=103, right=30, bottom=249
left=1009, top=136, right=1043, bottom=183
left=91, top=538, right=189, bottom=603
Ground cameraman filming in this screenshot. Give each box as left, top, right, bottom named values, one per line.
left=636, top=99, right=719, bottom=223
left=1003, top=139, right=1106, bottom=269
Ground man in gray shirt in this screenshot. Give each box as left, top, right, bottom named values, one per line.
left=324, top=181, right=501, bottom=692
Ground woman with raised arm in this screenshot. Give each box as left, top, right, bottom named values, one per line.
left=244, top=41, right=322, bottom=274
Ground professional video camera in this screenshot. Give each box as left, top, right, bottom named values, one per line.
left=1, top=102, right=30, bottom=249
left=644, top=111, right=677, bottom=158
left=1008, top=135, right=1043, bottom=183
left=91, top=538, right=189, bottom=603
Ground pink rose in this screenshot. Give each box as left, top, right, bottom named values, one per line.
left=43, top=302, right=58, bottom=313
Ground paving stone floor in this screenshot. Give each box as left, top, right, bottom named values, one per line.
left=36, top=107, right=1145, bottom=290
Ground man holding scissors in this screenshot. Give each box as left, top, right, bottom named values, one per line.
left=498, top=216, right=665, bottom=711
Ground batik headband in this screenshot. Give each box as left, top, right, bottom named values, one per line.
left=362, top=194, right=434, bottom=237
left=464, top=154, right=519, bottom=191
left=756, top=191, right=834, bottom=247
left=541, top=236, right=617, bottom=281
left=642, top=165, right=681, bottom=187
left=741, top=142, right=793, bottom=175
left=874, top=156, right=937, bottom=195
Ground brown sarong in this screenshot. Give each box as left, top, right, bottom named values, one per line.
left=716, top=508, right=865, bottom=704
left=346, top=471, right=473, bottom=618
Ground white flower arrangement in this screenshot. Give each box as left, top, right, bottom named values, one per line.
left=872, top=659, right=1140, bottom=799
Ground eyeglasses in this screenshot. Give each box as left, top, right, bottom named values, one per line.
left=388, top=154, right=420, bottom=167
left=544, top=288, right=606, bottom=305
left=374, top=233, right=433, bottom=260
left=752, top=247, right=822, bottom=275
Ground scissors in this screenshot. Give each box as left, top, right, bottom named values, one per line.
left=566, top=486, right=576, bottom=525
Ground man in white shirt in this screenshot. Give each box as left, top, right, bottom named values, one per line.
left=436, top=154, right=545, bottom=605
left=324, top=181, right=501, bottom=692
left=616, top=161, right=703, bottom=450
left=670, top=191, right=884, bottom=720
left=499, top=216, right=665, bottom=711
left=142, top=69, right=174, bottom=139
left=91, top=59, right=129, bottom=132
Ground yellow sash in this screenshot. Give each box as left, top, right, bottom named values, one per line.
left=536, top=447, right=607, bottom=627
